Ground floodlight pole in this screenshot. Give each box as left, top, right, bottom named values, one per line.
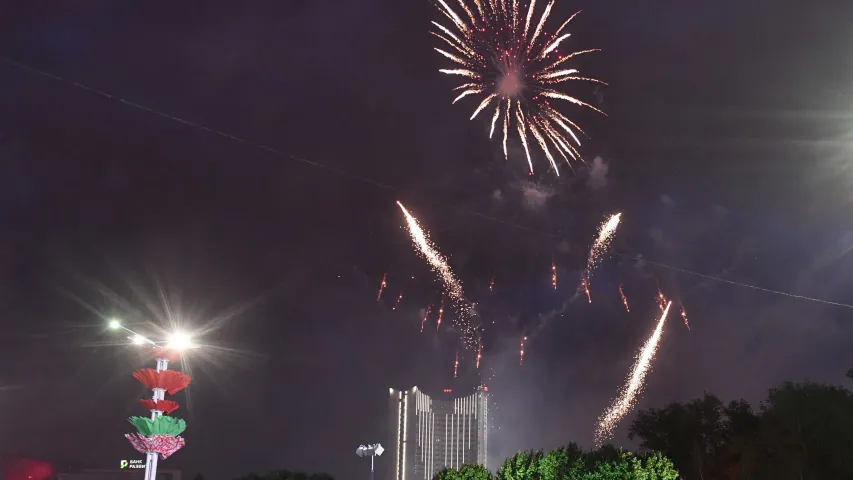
left=357, top=444, right=383, bottom=480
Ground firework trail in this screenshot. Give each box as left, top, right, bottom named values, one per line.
left=421, top=305, right=433, bottom=332
left=520, top=336, right=527, bottom=365
left=595, top=301, right=673, bottom=443
left=431, top=0, right=606, bottom=175
left=377, top=273, right=388, bottom=302
left=436, top=298, right=445, bottom=330
left=392, top=292, right=404, bottom=310
left=586, top=213, right=622, bottom=275
left=656, top=285, right=667, bottom=313
left=679, top=299, right=690, bottom=330
left=579, top=213, right=621, bottom=298
left=551, top=262, right=557, bottom=290
left=489, top=274, right=495, bottom=292
left=397, top=201, right=479, bottom=347
left=619, top=285, right=630, bottom=312
left=476, top=342, right=483, bottom=369
left=581, top=275, right=591, bottom=303
left=454, top=349, right=460, bottom=378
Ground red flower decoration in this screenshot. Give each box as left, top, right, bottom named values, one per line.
left=132, top=369, right=192, bottom=395
left=149, top=347, right=182, bottom=363
left=139, top=399, right=180, bottom=415
left=125, top=433, right=185, bottom=459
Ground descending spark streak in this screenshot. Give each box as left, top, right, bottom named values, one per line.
left=489, top=274, right=495, bottom=292
left=377, top=273, right=388, bottom=302
left=656, top=286, right=667, bottom=313
left=436, top=298, right=445, bottom=330
left=397, top=201, right=478, bottom=346
left=596, top=301, right=672, bottom=443
left=619, top=285, right=630, bottom=312
left=431, top=0, right=604, bottom=174
left=520, top=336, right=527, bottom=365
left=476, top=343, right=483, bottom=369
left=581, top=276, right=591, bottom=303
left=587, top=213, right=622, bottom=273
left=421, top=305, right=433, bottom=333
left=393, top=292, right=404, bottom=310
left=454, top=350, right=460, bottom=378
left=581, top=212, right=622, bottom=293
left=551, top=262, right=557, bottom=290
left=679, top=299, right=690, bottom=330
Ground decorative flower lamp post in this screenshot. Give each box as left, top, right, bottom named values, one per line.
left=125, top=346, right=192, bottom=480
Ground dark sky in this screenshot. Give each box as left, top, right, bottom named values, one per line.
left=2, top=1, right=853, bottom=479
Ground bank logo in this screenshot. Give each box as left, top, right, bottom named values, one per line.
left=120, top=459, right=145, bottom=469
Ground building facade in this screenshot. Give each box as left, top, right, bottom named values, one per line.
left=388, top=386, right=488, bottom=480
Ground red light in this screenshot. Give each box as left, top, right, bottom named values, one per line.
left=483, top=386, right=488, bottom=391
left=443, top=388, right=452, bottom=393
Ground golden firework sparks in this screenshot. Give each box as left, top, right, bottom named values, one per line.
left=397, top=201, right=479, bottom=347
left=431, top=0, right=606, bottom=175
left=619, top=285, right=630, bottom=312
left=596, top=301, right=672, bottom=443
left=377, top=273, right=388, bottom=302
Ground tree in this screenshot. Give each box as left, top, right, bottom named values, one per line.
left=629, top=392, right=727, bottom=479
left=630, top=381, right=853, bottom=480
left=497, top=451, right=543, bottom=480
left=630, top=452, right=679, bottom=480
left=847, top=368, right=852, bottom=381
left=539, top=444, right=584, bottom=480
left=235, top=471, right=333, bottom=480
left=434, top=464, right=493, bottom=480
left=750, top=382, right=853, bottom=479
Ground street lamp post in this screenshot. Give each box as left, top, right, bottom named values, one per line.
left=356, top=444, right=384, bottom=480
left=109, top=319, right=195, bottom=480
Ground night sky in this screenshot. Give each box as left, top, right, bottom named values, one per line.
left=2, top=1, right=853, bottom=479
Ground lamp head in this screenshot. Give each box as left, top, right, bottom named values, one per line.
left=167, top=332, right=194, bottom=350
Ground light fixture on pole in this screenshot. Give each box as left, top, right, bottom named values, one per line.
left=110, top=319, right=196, bottom=480
left=356, top=443, right=384, bottom=480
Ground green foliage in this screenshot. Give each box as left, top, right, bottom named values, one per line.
left=435, top=464, right=494, bottom=480
left=497, top=450, right=543, bottom=480
left=630, top=452, right=679, bottom=480
left=629, top=381, right=853, bottom=480
left=234, top=471, right=333, bottom=480
left=539, top=444, right=584, bottom=480
left=127, top=415, right=186, bottom=436
left=484, top=446, right=678, bottom=480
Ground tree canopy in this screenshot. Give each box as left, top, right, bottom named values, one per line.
left=234, top=471, right=334, bottom=480
left=629, top=378, right=853, bottom=479
left=433, top=444, right=677, bottom=480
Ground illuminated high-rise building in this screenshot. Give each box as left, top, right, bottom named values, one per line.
left=387, top=386, right=489, bottom=480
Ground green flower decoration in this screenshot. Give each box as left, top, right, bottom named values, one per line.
left=128, top=415, right=187, bottom=436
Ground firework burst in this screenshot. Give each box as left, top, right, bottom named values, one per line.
left=431, top=0, right=606, bottom=175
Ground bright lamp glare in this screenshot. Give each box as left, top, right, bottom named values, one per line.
left=167, top=332, right=193, bottom=350
left=131, top=334, right=147, bottom=345
left=108, top=319, right=121, bottom=330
